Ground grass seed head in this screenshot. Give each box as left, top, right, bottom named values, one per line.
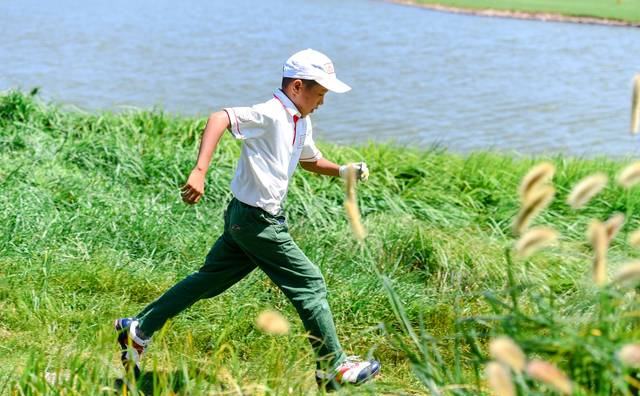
left=566, top=173, right=608, bottom=209
left=344, top=164, right=367, bottom=242
left=612, top=261, right=640, bottom=286
left=604, top=213, right=625, bottom=243
left=256, top=310, right=290, bottom=335
left=629, top=229, right=640, bottom=248
left=632, top=74, right=640, bottom=134
left=619, top=344, right=640, bottom=368
left=515, top=227, right=558, bottom=259
left=526, top=359, right=572, bottom=395
left=513, top=185, right=555, bottom=235
left=518, top=162, right=555, bottom=202
left=617, top=161, right=640, bottom=188
left=486, top=361, right=516, bottom=396
left=216, top=367, right=242, bottom=393
left=587, top=220, right=608, bottom=286
left=489, top=337, right=526, bottom=373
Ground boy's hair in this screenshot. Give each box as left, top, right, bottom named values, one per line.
left=281, top=77, right=319, bottom=90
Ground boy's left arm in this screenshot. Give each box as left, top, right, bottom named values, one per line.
left=299, top=158, right=340, bottom=177
left=300, top=159, right=369, bottom=181
left=298, top=126, right=368, bottom=180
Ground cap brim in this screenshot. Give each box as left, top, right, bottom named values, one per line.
left=316, top=76, right=351, bottom=93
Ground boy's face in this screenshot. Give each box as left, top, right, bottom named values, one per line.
left=288, top=80, right=329, bottom=118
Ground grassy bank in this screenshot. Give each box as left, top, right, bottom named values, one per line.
left=411, top=0, right=640, bottom=24
left=3, top=90, right=640, bottom=395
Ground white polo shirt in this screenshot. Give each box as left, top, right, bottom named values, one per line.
left=223, top=89, right=323, bottom=215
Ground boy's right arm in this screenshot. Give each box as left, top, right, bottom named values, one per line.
left=180, top=111, right=230, bottom=204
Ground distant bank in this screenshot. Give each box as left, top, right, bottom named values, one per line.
left=391, top=0, right=640, bottom=27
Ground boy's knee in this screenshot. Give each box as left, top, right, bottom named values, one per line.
left=292, top=280, right=329, bottom=312
left=309, top=275, right=328, bottom=297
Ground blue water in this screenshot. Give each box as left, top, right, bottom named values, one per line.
left=2, top=0, right=640, bottom=156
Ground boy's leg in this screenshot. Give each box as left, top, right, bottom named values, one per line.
left=136, top=215, right=256, bottom=337
left=227, top=199, right=346, bottom=369
left=252, top=243, right=346, bottom=369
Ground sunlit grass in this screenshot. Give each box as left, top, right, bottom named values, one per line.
left=4, top=91, right=640, bottom=394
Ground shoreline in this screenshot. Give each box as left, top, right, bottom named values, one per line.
left=390, top=0, right=640, bottom=28
left=1, top=90, right=637, bottom=160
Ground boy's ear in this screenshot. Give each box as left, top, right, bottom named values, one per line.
left=291, top=79, right=304, bottom=96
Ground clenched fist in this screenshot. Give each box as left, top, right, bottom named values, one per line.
left=339, top=162, right=369, bottom=182
left=181, top=168, right=206, bottom=204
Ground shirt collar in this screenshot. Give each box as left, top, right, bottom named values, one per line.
left=273, top=89, right=301, bottom=118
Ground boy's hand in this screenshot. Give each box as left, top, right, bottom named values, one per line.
left=339, top=162, right=369, bottom=182
left=181, top=168, right=206, bottom=204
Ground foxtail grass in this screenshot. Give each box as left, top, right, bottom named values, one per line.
left=256, top=310, right=290, bottom=335
left=485, top=362, right=515, bottom=396
left=344, top=164, right=367, bottom=242
left=617, top=161, right=640, bottom=188
left=612, top=261, right=640, bottom=285
left=619, top=344, right=640, bottom=368
left=512, top=186, right=555, bottom=235
left=632, top=74, right=640, bottom=134
left=514, top=227, right=558, bottom=259
left=567, top=173, right=608, bottom=209
left=604, top=213, right=625, bottom=243
left=488, top=337, right=525, bottom=373
left=588, top=220, right=608, bottom=285
left=629, top=229, right=640, bottom=247
left=517, top=162, right=555, bottom=202
left=525, top=360, right=572, bottom=395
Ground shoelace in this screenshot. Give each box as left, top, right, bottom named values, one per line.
left=316, top=356, right=366, bottom=380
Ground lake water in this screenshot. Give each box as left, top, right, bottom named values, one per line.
left=2, top=0, right=640, bottom=156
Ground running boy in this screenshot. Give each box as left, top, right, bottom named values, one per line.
left=115, top=49, right=380, bottom=388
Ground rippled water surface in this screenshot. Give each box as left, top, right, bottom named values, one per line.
left=2, top=0, right=640, bottom=156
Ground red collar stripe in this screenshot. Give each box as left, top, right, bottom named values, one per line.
left=274, top=94, right=300, bottom=147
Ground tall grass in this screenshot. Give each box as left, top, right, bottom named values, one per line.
left=4, top=91, right=640, bottom=394
left=380, top=161, right=640, bottom=395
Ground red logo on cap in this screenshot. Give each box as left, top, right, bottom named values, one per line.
left=324, top=62, right=335, bottom=74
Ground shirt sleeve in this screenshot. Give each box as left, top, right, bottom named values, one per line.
left=299, top=121, right=323, bottom=162
left=223, top=105, right=268, bottom=140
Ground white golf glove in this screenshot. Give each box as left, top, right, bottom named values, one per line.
left=339, top=162, right=369, bottom=182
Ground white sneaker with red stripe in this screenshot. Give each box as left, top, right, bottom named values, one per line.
left=316, top=355, right=380, bottom=389
left=114, top=318, right=149, bottom=378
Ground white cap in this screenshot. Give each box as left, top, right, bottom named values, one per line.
left=282, top=49, right=351, bottom=93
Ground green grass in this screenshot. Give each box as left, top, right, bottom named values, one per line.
left=4, top=90, right=640, bottom=394
left=413, top=0, right=640, bottom=23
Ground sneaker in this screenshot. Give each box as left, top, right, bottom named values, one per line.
left=114, top=318, right=149, bottom=378
left=316, top=355, right=380, bottom=390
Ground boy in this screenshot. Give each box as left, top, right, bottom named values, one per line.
left=115, top=49, right=380, bottom=388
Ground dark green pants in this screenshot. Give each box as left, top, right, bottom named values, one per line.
left=136, top=198, right=346, bottom=367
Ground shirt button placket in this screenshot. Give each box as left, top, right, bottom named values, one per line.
left=292, top=115, right=299, bottom=146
